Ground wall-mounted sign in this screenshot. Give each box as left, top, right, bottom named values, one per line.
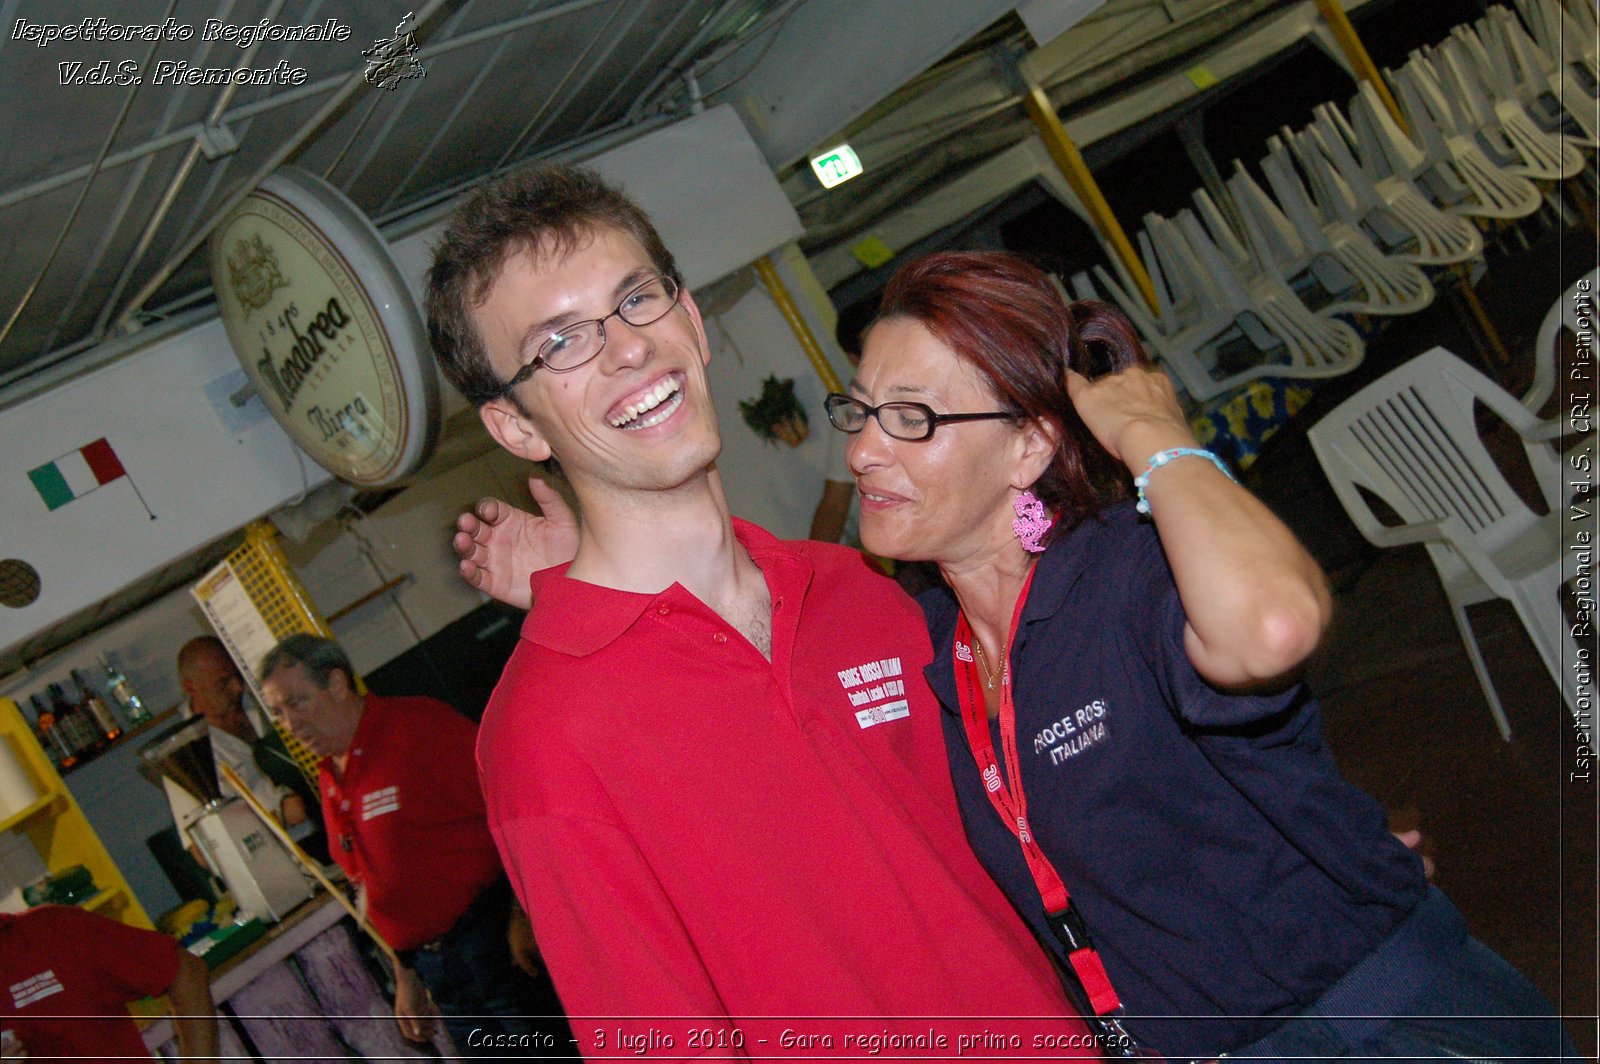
left=209, top=167, right=438, bottom=487
left=810, top=144, right=863, bottom=189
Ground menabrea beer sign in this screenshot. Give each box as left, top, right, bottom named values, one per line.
left=209, top=168, right=438, bottom=487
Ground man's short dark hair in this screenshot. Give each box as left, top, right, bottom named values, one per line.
left=425, top=163, right=680, bottom=408
left=259, top=633, right=354, bottom=691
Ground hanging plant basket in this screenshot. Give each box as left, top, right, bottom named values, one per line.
left=738, top=376, right=809, bottom=447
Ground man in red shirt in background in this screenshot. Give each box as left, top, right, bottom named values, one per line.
left=0, top=904, right=217, bottom=1061
left=258, top=633, right=569, bottom=1058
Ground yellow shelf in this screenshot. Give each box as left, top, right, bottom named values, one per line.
left=81, top=886, right=129, bottom=914
left=0, top=786, right=62, bottom=834
left=0, top=697, right=151, bottom=930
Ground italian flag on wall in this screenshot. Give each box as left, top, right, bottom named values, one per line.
left=28, top=438, right=127, bottom=511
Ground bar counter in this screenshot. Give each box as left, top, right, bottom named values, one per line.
left=141, top=892, right=450, bottom=1061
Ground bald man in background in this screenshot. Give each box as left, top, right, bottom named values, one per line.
left=170, top=636, right=326, bottom=863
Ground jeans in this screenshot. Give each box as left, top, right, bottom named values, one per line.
left=408, top=881, right=573, bottom=1059
left=1223, top=888, right=1578, bottom=1062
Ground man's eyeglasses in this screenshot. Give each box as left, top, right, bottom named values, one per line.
left=823, top=393, right=1017, bottom=442
left=499, top=274, right=682, bottom=393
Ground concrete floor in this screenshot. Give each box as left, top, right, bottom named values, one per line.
left=1245, top=223, right=1597, bottom=1057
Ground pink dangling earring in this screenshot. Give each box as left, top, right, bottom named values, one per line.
left=1012, top=490, right=1051, bottom=553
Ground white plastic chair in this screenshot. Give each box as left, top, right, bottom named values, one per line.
left=1526, top=267, right=1600, bottom=416
left=1435, top=31, right=1586, bottom=182
left=1233, top=142, right=1434, bottom=320
left=1516, top=0, right=1599, bottom=92
left=1386, top=53, right=1543, bottom=221
left=1127, top=207, right=1364, bottom=402
left=1293, top=97, right=1484, bottom=268
left=1308, top=347, right=1578, bottom=740
left=1486, top=6, right=1600, bottom=147
left=1069, top=268, right=1200, bottom=412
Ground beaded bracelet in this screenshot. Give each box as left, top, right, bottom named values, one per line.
left=1134, top=447, right=1236, bottom=514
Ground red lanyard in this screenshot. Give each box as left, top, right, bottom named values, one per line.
left=952, top=567, right=1122, bottom=1017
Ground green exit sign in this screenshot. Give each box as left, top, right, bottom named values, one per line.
left=810, top=144, right=863, bottom=188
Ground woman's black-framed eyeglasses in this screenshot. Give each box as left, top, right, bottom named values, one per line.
left=498, top=274, right=682, bottom=394
left=823, top=393, right=1017, bottom=442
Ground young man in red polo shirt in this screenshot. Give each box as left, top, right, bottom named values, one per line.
left=423, top=163, right=1094, bottom=1055
left=258, top=633, right=569, bottom=1058
left=0, top=904, right=217, bottom=1061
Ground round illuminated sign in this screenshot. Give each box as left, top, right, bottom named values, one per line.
left=209, top=167, right=438, bottom=486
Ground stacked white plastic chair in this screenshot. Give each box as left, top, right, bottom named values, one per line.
left=1515, top=0, right=1599, bottom=93
left=1433, top=29, right=1586, bottom=183
left=1227, top=142, right=1434, bottom=322
left=1486, top=5, right=1599, bottom=148
left=1308, top=346, right=1579, bottom=741
left=1065, top=266, right=1191, bottom=405
left=1287, top=93, right=1483, bottom=269
left=1385, top=50, right=1543, bottom=221
left=1090, top=204, right=1364, bottom=403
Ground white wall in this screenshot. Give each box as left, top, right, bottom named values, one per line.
left=0, top=318, right=335, bottom=658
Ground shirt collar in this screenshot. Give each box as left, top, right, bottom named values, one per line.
left=325, top=691, right=380, bottom=779
left=921, top=504, right=1127, bottom=715
left=521, top=516, right=803, bottom=657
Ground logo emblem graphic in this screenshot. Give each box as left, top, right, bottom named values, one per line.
left=226, top=234, right=288, bottom=315
left=363, top=12, right=426, bottom=90
left=982, top=764, right=1002, bottom=793
left=955, top=640, right=974, bottom=663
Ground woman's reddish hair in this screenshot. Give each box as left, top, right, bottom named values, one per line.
left=870, top=250, right=1145, bottom=536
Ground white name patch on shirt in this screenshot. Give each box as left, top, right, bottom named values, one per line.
left=361, top=785, right=400, bottom=820
left=855, top=700, right=911, bottom=729
left=837, top=656, right=909, bottom=729
left=11, top=970, right=64, bottom=1009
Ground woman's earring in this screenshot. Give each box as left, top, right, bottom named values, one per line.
left=1013, top=490, right=1051, bottom=553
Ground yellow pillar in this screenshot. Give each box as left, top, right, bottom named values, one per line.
left=753, top=256, right=845, bottom=394
left=1017, top=83, right=1159, bottom=315
left=1314, top=0, right=1409, bottom=135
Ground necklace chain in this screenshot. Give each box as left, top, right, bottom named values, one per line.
left=971, top=636, right=1005, bottom=690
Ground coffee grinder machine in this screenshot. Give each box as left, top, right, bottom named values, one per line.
left=139, top=717, right=313, bottom=922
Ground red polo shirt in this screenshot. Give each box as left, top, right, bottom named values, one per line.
left=0, top=905, right=179, bottom=1062
left=479, top=519, right=1086, bottom=1052
left=320, top=693, right=503, bottom=951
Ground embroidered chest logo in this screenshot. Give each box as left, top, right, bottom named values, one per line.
left=10, top=970, right=64, bottom=1009
left=360, top=785, right=400, bottom=821
left=1032, top=698, right=1110, bottom=765
left=837, top=656, right=909, bottom=729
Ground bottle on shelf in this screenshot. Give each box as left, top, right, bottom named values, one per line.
left=28, top=694, right=77, bottom=770
left=48, top=682, right=102, bottom=760
left=101, top=657, right=153, bottom=726
left=70, top=669, right=123, bottom=743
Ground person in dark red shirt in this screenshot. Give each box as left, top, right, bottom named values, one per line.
left=0, top=905, right=217, bottom=1062
left=258, top=633, right=568, bottom=1058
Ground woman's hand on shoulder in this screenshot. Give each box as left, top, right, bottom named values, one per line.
left=452, top=476, right=579, bottom=611
left=1064, top=365, right=1194, bottom=470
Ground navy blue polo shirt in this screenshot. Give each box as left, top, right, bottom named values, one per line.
left=921, top=502, right=1427, bottom=1059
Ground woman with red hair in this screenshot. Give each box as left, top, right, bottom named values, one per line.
left=833, top=250, right=1569, bottom=1061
